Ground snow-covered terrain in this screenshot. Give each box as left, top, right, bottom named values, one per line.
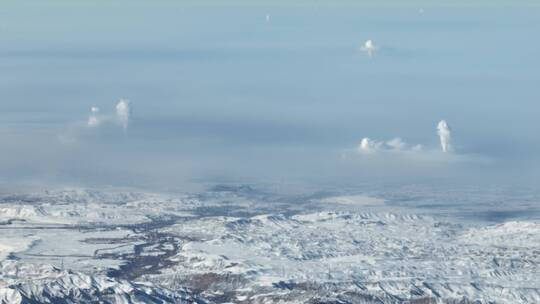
left=0, top=261, right=206, bottom=304
left=155, top=212, right=540, bottom=303
left=0, top=187, right=539, bottom=303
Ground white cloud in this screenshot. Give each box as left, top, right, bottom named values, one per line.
left=87, top=107, right=101, bottom=127
left=357, top=137, right=422, bottom=154
left=59, top=100, right=133, bottom=144
left=437, top=120, right=451, bottom=153
left=358, top=138, right=382, bottom=154
left=115, top=99, right=131, bottom=131
left=360, top=39, right=377, bottom=57
left=386, top=137, right=407, bottom=150
left=356, top=120, right=454, bottom=158
left=83, top=99, right=132, bottom=131
left=347, top=121, right=489, bottom=170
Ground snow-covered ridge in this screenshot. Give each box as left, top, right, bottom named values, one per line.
left=314, top=194, right=385, bottom=206
left=0, top=189, right=197, bottom=225
left=0, top=205, right=47, bottom=218
left=0, top=261, right=206, bottom=304
left=460, top=220, right=540, bottom=247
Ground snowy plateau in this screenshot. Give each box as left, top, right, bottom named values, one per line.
left=0, top=186, right=539, bottom=304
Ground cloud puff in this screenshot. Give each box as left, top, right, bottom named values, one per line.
left=345, top=120, right=491, bottom=169
left=357, top=137, right=422, bottom=154
left=437, top=120, right=451, bottom=153
left=87, top=107, right=101, bottom=127
left=360, top=39, right=377, bottom=57
left=59, top=99, right=133, bottom=144
left=84, top=99, right=132, bottom=131
left=115, top=99, right=131, bottom=131
left=356, top=120, right=454, bottom=156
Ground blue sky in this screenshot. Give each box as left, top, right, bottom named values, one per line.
left=0, top=1, right=539, bottom=190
